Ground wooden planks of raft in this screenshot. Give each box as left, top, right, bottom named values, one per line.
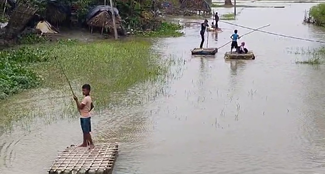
left=48, top=143, right=118, bottom=174
left=224, top=51, right=255, bottom=60
left=191, top=48, right=218, bottom=55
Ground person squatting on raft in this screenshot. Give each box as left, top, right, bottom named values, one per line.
left=230, top=30, right=240, bottom=53
left=200, top=19, right=209, bottom=49
left=238, top=42, right=248, bottom=54
left=73, top=84, right=95, bottom=149
left=211, top=22, right=215, bottom=28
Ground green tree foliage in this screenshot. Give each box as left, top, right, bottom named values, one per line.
left=309, top=3, right=325, bottom=26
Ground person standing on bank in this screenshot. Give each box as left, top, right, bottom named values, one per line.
left=214, top=12, right=219, bottom=29
left=73, top=84, right=95, bottom=149
left=200, top=19, right=209, bottom=49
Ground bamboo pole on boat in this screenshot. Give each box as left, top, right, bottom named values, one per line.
left=217, top=24, right=270, bottom=49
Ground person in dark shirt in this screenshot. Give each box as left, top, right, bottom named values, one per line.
left=200, top=19, right=209, bottom=49
left=215, top=12, right=219, bottom=29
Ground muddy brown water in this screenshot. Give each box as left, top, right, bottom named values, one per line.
left=1, top=3, right=325, bottom=174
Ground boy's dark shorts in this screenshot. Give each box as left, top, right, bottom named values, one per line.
left=231, top=41, right=238, bottom=49
left=80, top=117, right=91, bottom=133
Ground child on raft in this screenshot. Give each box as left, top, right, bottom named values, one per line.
left=238, top=42, right=248, bottom=54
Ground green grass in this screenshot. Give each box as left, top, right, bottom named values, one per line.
left=220, top=13, right=236, bottom=20
left=37, top=39, right=167, bottom=107
left=0, top=38, right=170, bottom=131
left=136, top=22, right=184, bottom=37
left=0, top=47, right=50, bottom=99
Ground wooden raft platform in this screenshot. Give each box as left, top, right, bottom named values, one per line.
left=191, top=48, right=218, bottom=55
left=224, top=51, right=255, bottom=60
left=49, top=143, right=118, bottom=174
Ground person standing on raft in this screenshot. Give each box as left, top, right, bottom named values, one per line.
left=200, top=19, right=209, bottom=49
left=214, top=12, right=219, bottom=29
left=73, top=84, right=95, bottom=149
left=230, top=30, right=240, bottom=53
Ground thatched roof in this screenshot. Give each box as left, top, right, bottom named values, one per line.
left=180, top=0, right=211, bottom=12
left=87, top=11, right=121, bottom=28
left=86, top=5, right=119, bottom=22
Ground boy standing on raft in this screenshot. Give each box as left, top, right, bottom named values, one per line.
left=73, top=84, right=95, bottom=148
left=200, top=19, right=209, bottom=49
left=230, top=30, right=240, bottom=53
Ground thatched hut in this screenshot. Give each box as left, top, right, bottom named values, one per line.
left=180, top=0, right=211, bottom=14
left=4, top=4, right=37, bottom=40
left=45, top=0, right=71, bottom=28
left=86, top=5, right=123, bottom=35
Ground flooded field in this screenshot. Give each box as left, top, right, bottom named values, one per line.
left=1, top=2, right=325, bottom=174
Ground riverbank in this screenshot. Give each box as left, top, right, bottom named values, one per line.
left=0, top=38, right=174, bottom=131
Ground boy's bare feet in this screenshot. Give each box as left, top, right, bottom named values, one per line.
left=78, top=144, right=87, bottom=147
left=89, top=144, right=95, bottom=149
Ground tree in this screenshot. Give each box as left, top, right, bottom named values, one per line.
left=224, top=0, right=232, bottom=5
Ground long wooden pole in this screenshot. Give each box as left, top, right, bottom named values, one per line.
left=109, top=0, right=118, bottom=40
left=217, top=24, right=270, bottom=49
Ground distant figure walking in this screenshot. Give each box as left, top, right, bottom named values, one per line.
left=215, top=12, right=219, bottom=29
left=73, top=84, right=95, bottom=149
left=200, top=19, right=209, bottom=49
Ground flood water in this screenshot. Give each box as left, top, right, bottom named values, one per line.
left=1, top=2, right=325, bottom=174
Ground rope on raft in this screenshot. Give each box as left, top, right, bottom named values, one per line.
left=220, top=20, right=325, bottom=44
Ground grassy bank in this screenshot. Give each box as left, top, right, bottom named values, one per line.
left=0, top=38, right=170, bottom=129
left=36, top=39, right=166, bottom=107
left=135, top=21, right=183, bottom=37
left=0, top=47, right=49, bottom=99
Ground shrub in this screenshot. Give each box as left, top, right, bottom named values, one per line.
left=309, top=3, right=325, bottom=26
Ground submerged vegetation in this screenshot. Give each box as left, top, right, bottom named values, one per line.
left=220, top=13, right=235, bottom=20
left=288, top=47, right=325, bottom=65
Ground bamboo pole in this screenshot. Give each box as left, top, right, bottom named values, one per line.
left=109, top=0, right=118, bottom=40
left=3, top=0, right=7, bottom=18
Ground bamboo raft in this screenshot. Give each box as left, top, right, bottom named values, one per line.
left=48, top=143, right=118, bottom=174
left=224, top=51, right=255, bottom=60
left=191, top=48, right=218, bottom=55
